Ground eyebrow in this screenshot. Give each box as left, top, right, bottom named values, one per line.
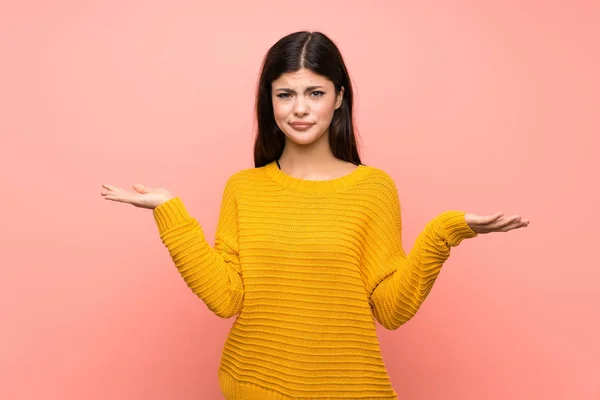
left=275, top=86, right=325, bottom=93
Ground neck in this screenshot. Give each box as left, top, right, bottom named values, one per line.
left=278, top=131, right=341, bottom=171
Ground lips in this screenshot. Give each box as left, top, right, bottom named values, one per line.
left=290, top=122, right=314, bottom=127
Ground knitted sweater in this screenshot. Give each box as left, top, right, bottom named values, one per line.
left=152, top=160, right=477, bottom=399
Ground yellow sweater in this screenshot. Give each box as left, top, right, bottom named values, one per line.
left=152, top=160, right=477, bottom=399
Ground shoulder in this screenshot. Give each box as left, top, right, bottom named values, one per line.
left=353, top=165, right=402, bottom=217
left=224, top=167, right=253, bottom=184
left=359, top=164, right=399, bottom=194
left=221, top=165, right=264, bottom=193
left=362, top=164, right=396, bottom=182
left=229, top=164, right=267, bottom=181
left=357, top=165, right=402, bottom=223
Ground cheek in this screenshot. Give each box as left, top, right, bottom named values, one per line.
left=314, top=101, right=336, bottom=121
left=272, top=100, right=289, bottom=120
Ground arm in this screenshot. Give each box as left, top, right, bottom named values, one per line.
left=362, top=175, right=477, bottom=330
left=152, top=176, right=244, bottom=319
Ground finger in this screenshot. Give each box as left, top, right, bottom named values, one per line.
left=102, top=184, right=120, bottom=192
left=494, top=218, right=529, bottom=232
left=468, top=212, right=504, bottom=227
left=133, top=183, right=148, bottom=194
left=490, top=215, right=521, bottom=228
left=482, top=212, right=504, bottom=223
left=104, top=195, right=131, bottom=204
left=467, top=212, right=499, bottom=226
left=501, top=221, right=527, bottom=232
left=476, top=216, right=519, bottom=232
left=516, top=220, right=530, bottom=229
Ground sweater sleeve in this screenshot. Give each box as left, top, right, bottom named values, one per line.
left=152, top=176, right=244, bottom=319
left=362, top=173, right=477, bottom=330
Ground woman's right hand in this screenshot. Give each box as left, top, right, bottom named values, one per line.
left=101, top=183, right=174, bottom=210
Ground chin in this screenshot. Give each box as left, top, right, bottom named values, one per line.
left=285, top=135, right=319, bottom=145
left=282, top=127, right=327, bottom=146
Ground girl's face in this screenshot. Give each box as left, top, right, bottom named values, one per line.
left=271, top=68, right=344, bottom=146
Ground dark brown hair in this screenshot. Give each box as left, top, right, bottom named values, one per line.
left=253, top=31, right=362, bottom=168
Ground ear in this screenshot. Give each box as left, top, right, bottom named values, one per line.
left=335, top=86, right=345, bottom=110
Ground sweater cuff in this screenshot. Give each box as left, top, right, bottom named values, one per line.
left=436, top=211, right=478, bottom=247
left=152, top=197, right=193, bottom=233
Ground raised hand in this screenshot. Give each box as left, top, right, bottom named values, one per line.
left=100, top=183, right=174, bottom=210
left=465, top=212, right=529, bottom=234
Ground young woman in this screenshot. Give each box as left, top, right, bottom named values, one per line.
left=101, top=31, right=529, bottom=400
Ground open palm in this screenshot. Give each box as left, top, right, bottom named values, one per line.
left=101, top=183, right=173, bottom=210
left=465, top=212, right=529, bottom=234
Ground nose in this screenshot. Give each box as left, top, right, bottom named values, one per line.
left=293, top=97, right=309, bottom=117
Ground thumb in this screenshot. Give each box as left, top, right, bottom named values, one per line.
left=483, top=212, right=504, bottom=223
left=133, top=183, right=149, bottom=194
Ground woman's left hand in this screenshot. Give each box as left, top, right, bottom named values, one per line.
left=465, top=212, right=529, bottom=234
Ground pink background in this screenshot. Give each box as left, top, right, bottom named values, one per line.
left=1, top=1, right=598, bottom=399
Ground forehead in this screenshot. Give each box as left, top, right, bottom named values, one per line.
left=272, top=68, right=332, bottom=88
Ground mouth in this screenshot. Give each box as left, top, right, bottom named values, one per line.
left=290, top=122, right=315, bottom=130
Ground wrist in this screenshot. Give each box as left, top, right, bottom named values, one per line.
left=436, top=211, right=478, bottom=247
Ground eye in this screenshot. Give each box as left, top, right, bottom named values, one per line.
left=310, top=91, right=325, bottom=97
left=276, top=93, right=291, bottom=98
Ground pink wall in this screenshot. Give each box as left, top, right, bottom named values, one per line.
left=1, top=1, right=598, bottom=399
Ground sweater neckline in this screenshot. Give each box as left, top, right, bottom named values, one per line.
left=263, top=160, right=371, bottom=193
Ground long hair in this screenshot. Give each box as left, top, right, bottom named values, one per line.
left=253, top=31, right=362, bottom=168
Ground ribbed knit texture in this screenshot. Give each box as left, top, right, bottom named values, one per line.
left=152, top=161, right=477, bottom=399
